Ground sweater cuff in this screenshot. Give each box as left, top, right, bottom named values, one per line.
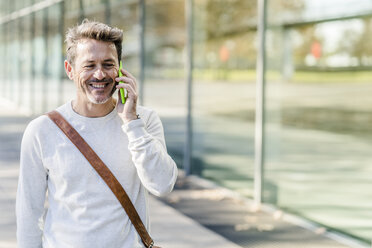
left=122, top=119, right=146, bottom=140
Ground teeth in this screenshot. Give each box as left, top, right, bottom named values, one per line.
left=92, top=84, right=105, bottom=88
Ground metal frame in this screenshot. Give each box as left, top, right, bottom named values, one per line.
left=17, top=17, right=24, bottom=108
left=139, top=0, right=146, bottom=106
left=183, top=0, right=194, bottom=176
left=42, top=7, right=49, bottom=113
left=58, top=0, right=65, bottom=108
left=254, top=0, right=267, bottom=207
left=30, top=4, right=36, bottom=113
left=78, top=0, right=85, bottom=23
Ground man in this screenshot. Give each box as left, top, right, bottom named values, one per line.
left=16, top=20, right=178, bottom=248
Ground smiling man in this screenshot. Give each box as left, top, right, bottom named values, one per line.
left=16, top=20, right=178, bottom=248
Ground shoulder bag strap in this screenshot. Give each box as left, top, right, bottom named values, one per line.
left=47, top=110, right=158, bottom=248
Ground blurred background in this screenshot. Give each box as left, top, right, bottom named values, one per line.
left=1, top=0, right=372, bottom=245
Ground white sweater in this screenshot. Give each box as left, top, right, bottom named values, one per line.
left=16, top=101, right=178, bottom=248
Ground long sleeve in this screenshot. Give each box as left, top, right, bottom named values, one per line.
left=16, top=121, right=48, bottom=248
left=122, top=110, right=177, bottom=197
left=15, top=103, right=175, bottom=248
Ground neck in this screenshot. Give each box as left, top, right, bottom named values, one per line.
left=72, top=97, right=116, bottom=117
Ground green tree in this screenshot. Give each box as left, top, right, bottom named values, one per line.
left=349, top=18, right=372, bottom=66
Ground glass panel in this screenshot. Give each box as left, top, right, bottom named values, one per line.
left=15, top=18, right=23, bottom=107
left=4, top=22, right=12, bottom=99
left=191, top=0, right=256, bottom=197
left=110, top=0, right=139, bottom=74
left=23, top=0, right=33, bottom=8
left=265, top=0, right=372, bottom=243
left=64, top=0, right=81, bottom=24
left=0, top=0, right=10, bottom=16
left=8, top=20, right=19, bottom=103
left=8, top=0, right=16, bottom=13
left=142, top=0, right=186, bottom=168
left=268, top=0, right=372, bottom=23
left=32, top=9, right=46, bottom=113
left=83, top=0, right=106, bottom=23
left=63, top=1, right=80, bottom=103
left=65, top=0, right=80, bottom=13
left=302, top=0, right=372, bottom=21
left=15, top=0, right=24, bottom=10
left=20, top=14, right=33, bottom=113
left=0, top=25, right=5, bottom=98
left=45, top=4, right=63, bottom=110
left=83, top=0, right=101, bottom=8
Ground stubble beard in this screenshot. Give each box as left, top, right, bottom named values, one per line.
left=86, top=88, right=115, bottom=104
left=80, top=80, right=117, bottom=105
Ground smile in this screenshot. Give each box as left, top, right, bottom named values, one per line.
left=89, top=83, right=109, bottom=89
left=92, top=84, right=105, bottom=88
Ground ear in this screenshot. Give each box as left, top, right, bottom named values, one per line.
left=64, top=60, right=74, bottom=80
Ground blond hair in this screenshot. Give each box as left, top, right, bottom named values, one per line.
left=65, top=19, right=123, bottom=65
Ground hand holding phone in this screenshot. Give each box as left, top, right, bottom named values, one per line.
left=115, top=64, right=138, bottom=123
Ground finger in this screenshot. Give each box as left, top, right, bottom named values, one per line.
left=116, top=83, right=137, bottom=100
left=121, top=68, right=135, bottom=80
left=115, top=76, right=135, bottom=86
left=116, top=82, right=135, bottom=93
left=115, top=76, right=137, bottom=92
left=120, top=69, right=138, bottom=91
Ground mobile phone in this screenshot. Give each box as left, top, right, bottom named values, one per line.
left=118, top=61, right=127, bottom=104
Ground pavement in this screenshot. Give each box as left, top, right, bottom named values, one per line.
left=0, top=98, right=369, bottom=248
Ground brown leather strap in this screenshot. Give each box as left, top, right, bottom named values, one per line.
left=47, top=110, right=156, bottom=248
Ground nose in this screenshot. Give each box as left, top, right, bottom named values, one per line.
left=93, top=66, right=106, bottom=80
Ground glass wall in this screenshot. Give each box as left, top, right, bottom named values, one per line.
left=20, top=14, right=33, bottom=112
left=265, top=0, right=372, bottom=242
left=0, top=0, right=186, bottom=165
left=110, top=0, right=140, bottom=77
left=190, top=0, right=256, bottom=196
left=143, top=0, right=186, bottom=167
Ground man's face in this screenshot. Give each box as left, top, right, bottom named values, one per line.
left=68, top=39, right=119, bottom=105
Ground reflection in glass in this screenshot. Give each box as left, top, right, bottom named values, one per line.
left=265, top=0, right=372, bottom=242
left=191, top=0, right=256, bottom=197
left=142, top=0, right=187, bottom=168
